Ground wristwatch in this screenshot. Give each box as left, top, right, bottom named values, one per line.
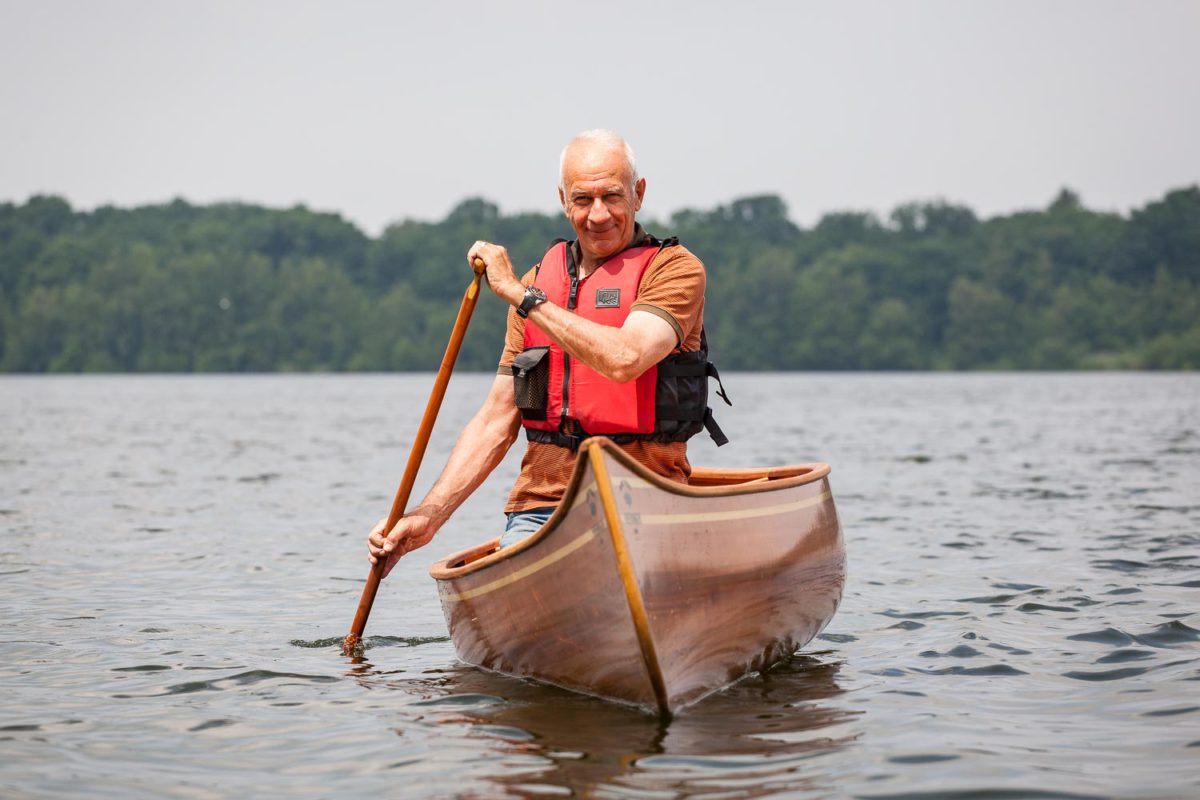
left=516, top=286, right=548, bottom=318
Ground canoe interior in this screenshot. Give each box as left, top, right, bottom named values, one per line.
left=687, top=464, right=825, bottom=487
left=439, top=460, right=832, bottom=572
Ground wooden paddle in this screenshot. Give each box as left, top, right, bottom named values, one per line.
left=341, top=257, right=488, bottom=656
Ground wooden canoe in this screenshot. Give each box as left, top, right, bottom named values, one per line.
left=428, top=436, right=846, bottom=715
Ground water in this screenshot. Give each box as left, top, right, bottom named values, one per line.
left=2, top=373, right=1197, bottom=799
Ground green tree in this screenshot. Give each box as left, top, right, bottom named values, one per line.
left=857, top=298, right=926, bottom=370
left=944, top=277, right=1019, bottom=368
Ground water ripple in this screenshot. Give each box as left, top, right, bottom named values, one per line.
left=111, top=670, right=339, bottom=698
left=911, top=664, right=1027, bottom=677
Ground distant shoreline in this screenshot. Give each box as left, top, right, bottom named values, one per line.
left=3, top=188, right=1197, bottom=372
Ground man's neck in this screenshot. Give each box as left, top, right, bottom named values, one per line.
left=577, top=252, right=605, bottom=278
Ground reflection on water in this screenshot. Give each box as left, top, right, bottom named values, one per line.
left=367, top=653, right=854, bottom=798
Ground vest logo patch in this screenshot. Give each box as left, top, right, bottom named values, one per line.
left=595, top=288, right=620, bottom=308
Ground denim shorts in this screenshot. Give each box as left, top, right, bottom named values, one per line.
left=497, top=506, right=556, bottom=549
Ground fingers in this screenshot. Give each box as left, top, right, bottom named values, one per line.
left=468, top=240, right=503, bottom=257
left=467, top=241, right=511, bottom=272
left=467, top=241, right=522, bottom=304
left=366, top=514, right=438, bottom=571
left=466, top=241, right=485, bottom=269
left=366, top=517, right=389, bottom=562
left=366, top=518, right=407, bottom=564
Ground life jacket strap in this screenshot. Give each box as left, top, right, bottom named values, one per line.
left=703, top=408, right=729, bottom=447
left=708, top=362, right=732, bottom=406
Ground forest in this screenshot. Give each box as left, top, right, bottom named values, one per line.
left=1, top=186, right=1197, bottom=372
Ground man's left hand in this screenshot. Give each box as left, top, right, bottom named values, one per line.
left=467, top=241, right=524, bottom=306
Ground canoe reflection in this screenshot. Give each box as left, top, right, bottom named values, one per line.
left=402, top=653, right=855, bottom=797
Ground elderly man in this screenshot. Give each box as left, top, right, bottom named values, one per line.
left=367, top=130, right=728, bottom=576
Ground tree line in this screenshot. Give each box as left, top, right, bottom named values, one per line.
left=1, top=186, right=1197, bottom=372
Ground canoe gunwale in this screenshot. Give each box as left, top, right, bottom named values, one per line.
left=428, top=436, right=831, bottom=582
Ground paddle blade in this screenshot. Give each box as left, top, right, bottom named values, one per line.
left=341, top=633, right=363, bottom=657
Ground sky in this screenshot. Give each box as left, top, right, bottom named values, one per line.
left=2, top=0, right=1198, bottom=234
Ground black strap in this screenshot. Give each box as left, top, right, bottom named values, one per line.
left=703, top=408, right=729, bottom=447
left=526, top=427, right=585, bottom=450
left=708, top=362, right=732, bottom=406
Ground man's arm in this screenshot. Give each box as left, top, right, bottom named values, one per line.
left=523, top=302, right=677, bottom=383
left=367, top=374, right=521, bottom=577
left=469, top=242, right=679, bottom=383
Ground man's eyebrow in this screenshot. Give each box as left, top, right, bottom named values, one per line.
left=571, top=185, right=626, bottom=199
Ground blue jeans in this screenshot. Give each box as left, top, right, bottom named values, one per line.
left=498, top=506, right=556, bottom=549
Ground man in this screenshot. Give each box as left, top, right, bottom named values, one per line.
left=367, top=130, right=727, bottom=576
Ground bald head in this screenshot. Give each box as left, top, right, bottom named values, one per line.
left=558, top=130, right=639, bottom=193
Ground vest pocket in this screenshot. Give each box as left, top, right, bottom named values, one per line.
left=512, top=346, right=550, bottom=420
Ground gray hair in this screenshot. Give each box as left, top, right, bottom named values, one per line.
left=558, top=129, right=639, bottom=192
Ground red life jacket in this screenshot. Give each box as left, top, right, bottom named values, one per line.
left=510, top=238, right=730, bottom=449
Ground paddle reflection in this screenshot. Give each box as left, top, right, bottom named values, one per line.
left=402, top=653, right=855, bottom=797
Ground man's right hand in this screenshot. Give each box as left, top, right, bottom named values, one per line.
left=366, top=512, right=438, bottom=578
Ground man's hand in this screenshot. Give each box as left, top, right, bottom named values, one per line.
left=366, top=512, right=438, bottom=578
left=467, top=241, right=524, bottom=306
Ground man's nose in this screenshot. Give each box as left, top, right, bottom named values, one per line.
left=588, top=198, right=611, bottom=224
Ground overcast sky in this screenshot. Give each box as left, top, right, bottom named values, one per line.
left=2, top=0, right=1197, bottom=233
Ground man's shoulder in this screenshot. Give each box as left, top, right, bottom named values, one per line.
left=646, top=240, right=705, bottom=280
left=659, top=240, right=702, bottom=261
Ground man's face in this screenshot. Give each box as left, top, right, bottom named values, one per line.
left=558, top=144, right=646, bottom=264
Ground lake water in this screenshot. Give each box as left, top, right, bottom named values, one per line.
left=2, top=373, right=1198, bottom=799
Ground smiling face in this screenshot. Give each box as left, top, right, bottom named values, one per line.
left=558, top=138, right=646, bottom=268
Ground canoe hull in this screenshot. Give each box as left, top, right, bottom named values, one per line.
left=430, top=438, right=845, bottom=714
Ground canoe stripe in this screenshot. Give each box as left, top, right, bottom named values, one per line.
left=441, top=527, right=597, bottom=602
left=636, top=491, right=831, bottom=525
left=588, top=444, right=670, bottom=715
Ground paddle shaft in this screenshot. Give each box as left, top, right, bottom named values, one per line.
left=343, top=259, right=487, bottom=653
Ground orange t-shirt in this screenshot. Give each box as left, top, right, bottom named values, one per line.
left=497, top=233, right=707, bottom=512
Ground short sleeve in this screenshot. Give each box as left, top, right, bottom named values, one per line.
left=631, top=246, right=706, bottom=351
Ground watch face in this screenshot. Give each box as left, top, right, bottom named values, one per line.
left=518, top=286, right=547, bottom=317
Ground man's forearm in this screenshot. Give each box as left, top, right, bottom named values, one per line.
left=524, top=300, right=649, bottom=382
left=412, top=399, right=520, bottom=529
left=492, top=275, right=653, bottom=383
left=472, top=243, right=677, bottom=384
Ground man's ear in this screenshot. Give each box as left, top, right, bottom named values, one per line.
left=634, top=177, right=646, bottom=211
left=558, top=186, right=568, bottom=216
